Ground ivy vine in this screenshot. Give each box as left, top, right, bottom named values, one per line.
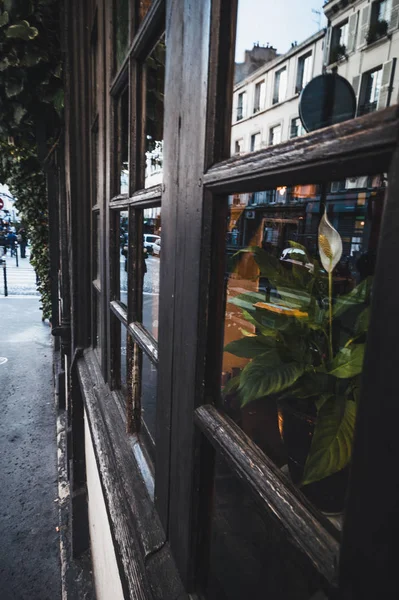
left=0, top=0, right=62, bottom=319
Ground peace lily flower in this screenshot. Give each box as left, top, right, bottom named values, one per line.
left=318, top=209, right=343, bottom=273
left=318, top=209, right=343, bottom=361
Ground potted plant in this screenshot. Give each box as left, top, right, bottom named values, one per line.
left=366, top=19, right=388, bottom=45
left=223, top=212, right=372, bottom=512
left=330, top=43, right=346, bottom=64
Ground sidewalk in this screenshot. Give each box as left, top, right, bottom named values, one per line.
left=0, top=297, right=60, bottom=599
left=1, top=247, right=39, bottom=297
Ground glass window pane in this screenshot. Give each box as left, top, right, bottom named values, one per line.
left=138, top=0, right=153, bottom=25
left=144, top=39, right=165, bottom=188
left=142, top=207, right=161, bottom=339
left=141, top=353, right=157, bottom=443
left=115, top=0, right=129, bottom=70
left=94, top=211, right=100, bottom=280
left=119, top=210, right=128, bottom=307
left=205, top=454, right=326, bottom=599
left=94, top=290, right=101, bottom=354
left=232, top=0, right=398, bottom=155
left=221, top=175, right=386, bottom=515
left=118, top=88, right=129, bottom=195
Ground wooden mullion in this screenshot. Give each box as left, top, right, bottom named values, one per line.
left=203, top=105, right=399, bottom=193
left=129, top=0, right=165, bottom=61
left=130, top=57, right=144, bottom=193
left=205, top=0, right=238, bottom=169
left=339, top=146, right=399, bottom=598
left=110, top=186, right=162, bottom=209
left=128, top=321, right=158, bottom=365
left=110, top=299, right=128, bottom=323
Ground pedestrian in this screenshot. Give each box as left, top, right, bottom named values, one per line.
left=18, top=227, right=28, bottom=258
left=6, top=230, right=17, bottom=257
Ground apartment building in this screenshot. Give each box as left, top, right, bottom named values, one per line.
left=325, top=0, right=399, bottom=114
left=231, top=32, right=325, bottom=154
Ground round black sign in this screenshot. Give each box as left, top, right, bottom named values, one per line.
left=299, top=73, right=357, bottom=133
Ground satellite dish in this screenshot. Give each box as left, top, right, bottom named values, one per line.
left=299, top=73, right=356, bottom=133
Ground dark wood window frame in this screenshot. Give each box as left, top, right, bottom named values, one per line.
left=75, top=0, right=399, bottom=597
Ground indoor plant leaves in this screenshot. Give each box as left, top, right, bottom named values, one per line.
left=328, top=344, right=365, bottom=379
left=302, top=398, right=356, bottom=485
left=238, top=351, right=305, bottom=406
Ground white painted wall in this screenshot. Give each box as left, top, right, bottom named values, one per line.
left=231, top=32, right=325, bottom=154
left=84, top=413, right=125, bottom=600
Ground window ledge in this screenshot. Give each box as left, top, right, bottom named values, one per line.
left=362, top=33, right=391, bottom=52
left=77, top=350, right=186, bottom=600
left=327, top=54, right=348, bottom=69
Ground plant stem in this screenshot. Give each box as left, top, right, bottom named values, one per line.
left=328, top=269, right=333, bottom=362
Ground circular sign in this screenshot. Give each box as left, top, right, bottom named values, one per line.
left=0, top=198, right=4, bottom=210
left=299, top=73, right=356, bottom=133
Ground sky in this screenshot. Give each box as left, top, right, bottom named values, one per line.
left=235, top=0, right=327, bottom=60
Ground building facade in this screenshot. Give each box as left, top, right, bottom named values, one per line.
left=52, top=1, right=399, bottom=599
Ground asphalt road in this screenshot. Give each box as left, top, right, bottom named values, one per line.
left=0, top=297, right=60, bottom=600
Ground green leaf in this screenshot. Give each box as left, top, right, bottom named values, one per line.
left=355, top=306, right=370, bottom=335
left=241, top=309, right=278, bottom=337
left=239, top=352, right=304, bottom=406
left=227, top=292, right=265, bottom=311
left=14, top=104, right=26, bottom=124
left=329, top=344, right=365, bottom=379
left=302, top=399, right=356, bottom=485
left=0, top=11, right=9, bottom=26
left=6, top=21, right=39, bottom=41
left=222, top=375, right=240, bottom=397
left=333, top=277, right=372, bottom=318
left=5, top=78, right=23, bottom=98
left=288, top=240, right=308, bottom=253
left=224, top=335, right=275, bottom=358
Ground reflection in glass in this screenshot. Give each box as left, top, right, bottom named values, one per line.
left=119, top=210, right=128, bottom=307
left=205, top=454, right=325, bottom=600
left=119, top=88, right=129, bottom=194
left=138, top=0, right=153, bottom=24
left=121, top=322, right=127, bottom=392
left=141, top=353, right=157, bottom=443
left=142, top=207, right=161, bottom=339
left=231, top=0, right=398, bottom=155
left=94, top=292, right=101, bottom=353
left=144, top=39, right=165, bottom=188
left=221, top=175, right=386, bottom=513
left=115, top=0, right=129, bottom=70
left=94, top=212, right=100, bottom=279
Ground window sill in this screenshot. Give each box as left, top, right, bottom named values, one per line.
left=77, top=350, right=186, bottom=600
left=327, top=54, right=348, bottom=69
left=362, top=33, right=391, bottom=52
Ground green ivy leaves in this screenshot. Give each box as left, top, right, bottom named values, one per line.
left=5, top=20, right=38, bottom=40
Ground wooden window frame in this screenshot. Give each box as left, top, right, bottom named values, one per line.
left=76, top=0, right=399, bottom=597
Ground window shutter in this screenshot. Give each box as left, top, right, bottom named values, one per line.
left=324, top=25, right=332, bottom=65
left=389, top=0, right=399, bottom=30
left=377, top=58, right=396, bottom=109
left=347, top=12, right=359, bottom=52
left=358, top=6, right=371, bottom=47
left=352, top=75, right=360, bottom=100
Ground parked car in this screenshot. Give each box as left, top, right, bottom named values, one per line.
left=152, top=238, right=161, bottom=256
left=280, top=247, right=314, bottom=272
left=143, top=234, right=160, bottom=255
